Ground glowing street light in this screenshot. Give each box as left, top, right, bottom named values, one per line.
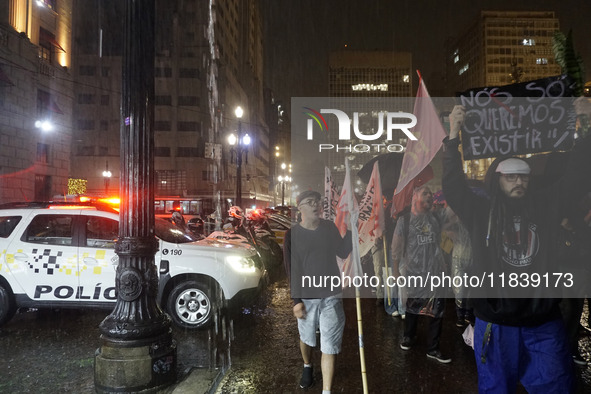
left=227, top=106, right=250, bottom=207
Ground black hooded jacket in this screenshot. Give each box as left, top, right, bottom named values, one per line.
left=442, top=135, right=591, bottom=326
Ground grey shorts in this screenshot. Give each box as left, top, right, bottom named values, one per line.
left=297, top=296, right=345, bottom=354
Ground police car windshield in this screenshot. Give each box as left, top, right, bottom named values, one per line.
left=155, top=218, right=199, bottom=243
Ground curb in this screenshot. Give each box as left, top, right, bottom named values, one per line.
left=166, top=367, right=226, bottom=394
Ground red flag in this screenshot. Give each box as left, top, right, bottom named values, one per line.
left=391, top=165, right=434, bottom=217
left=392, top=72, right=446, bottom=215
left=358, top=161, right=385, bottom=257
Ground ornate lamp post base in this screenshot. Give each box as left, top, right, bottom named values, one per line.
left=95, top=332, right=176, bottom=393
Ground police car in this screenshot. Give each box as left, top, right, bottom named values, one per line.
left=0, top=202, right=265, bottom=329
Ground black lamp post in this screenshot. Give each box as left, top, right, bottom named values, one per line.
left=94, top=1, right=176, bottom=392
left=228, top=106, right=250, bottom=207
left=102, top=161, right=111, bottom=195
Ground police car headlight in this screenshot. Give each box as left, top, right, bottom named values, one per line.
left=226, top=255, right=256, bottom=273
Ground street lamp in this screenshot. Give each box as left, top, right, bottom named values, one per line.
left=278, top=174, right=291, bottom=206
left=228, top=106, right=250, bottom=207
left=102, top=161, right=112, bottom=195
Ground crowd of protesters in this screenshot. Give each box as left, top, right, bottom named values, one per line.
left=283, top=98, right=591, bottom=393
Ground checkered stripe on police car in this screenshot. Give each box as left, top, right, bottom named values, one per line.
left=27, top=248, right=63, bottom=274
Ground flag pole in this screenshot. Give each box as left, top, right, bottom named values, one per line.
left=345, top=158, right=368, bottom=394
left=355, top=288, right=369, bottom=393
left=383, top=235, right=391, bottom=306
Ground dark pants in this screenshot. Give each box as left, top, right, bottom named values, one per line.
left=403, top=312, right=443, bottom=352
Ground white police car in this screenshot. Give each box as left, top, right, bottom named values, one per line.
left=0, top=202, right=265, bottom=329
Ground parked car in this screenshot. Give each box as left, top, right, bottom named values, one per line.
left=266, top=213, right=293, bottom=248
left=0, top=202, right=266, bottom=329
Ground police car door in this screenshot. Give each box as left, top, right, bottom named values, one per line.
left=9, top=212, right=80, bottom=304
left=77, top=214, right=118, bottom=304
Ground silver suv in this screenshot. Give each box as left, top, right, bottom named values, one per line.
left=0, top=202, right=265, bottom=329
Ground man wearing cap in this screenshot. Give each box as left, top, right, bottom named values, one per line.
left=284, top=190, right=352, bottom=393
left=442, top=101, right=591, bottom=393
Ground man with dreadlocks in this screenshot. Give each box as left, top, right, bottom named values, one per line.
left=442, top=99, right=591, bottom=393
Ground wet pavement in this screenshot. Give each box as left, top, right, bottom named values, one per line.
left=1, top=276, right=591, bottom=393
left=217, top=277, right=591, bottom=393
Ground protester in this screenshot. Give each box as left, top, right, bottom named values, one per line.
left=283, top=190, right=352, bottom=392
left=391, top=185, right=451, bottom=363
left=559, top=192, right=591, bottom=366
left=442, top=99, right=591, bottom=392
left=441, top=203, right=474, bottom=327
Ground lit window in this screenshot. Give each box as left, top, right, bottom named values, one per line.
left=522, top=38, right=535, bottom=46
left=351, top=83, right=388, bottom=91
left=459, top=64, right=469, bottom=75
left=402, top=75, right=410, bottom=83
left=536, top=58, right=548, bottom=65
left=453, top=55, right=459, bottom=64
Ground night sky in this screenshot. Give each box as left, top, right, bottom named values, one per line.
left=263, top=0, right=591, bottom=101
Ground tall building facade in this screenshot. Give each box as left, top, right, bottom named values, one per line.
left=447, top=11, right=561, bottom=94
left=69, top=0, right=270, bottom=214
left=326, top=51, right=413, bottom=187
left=0, top=0, right=73, bottom=202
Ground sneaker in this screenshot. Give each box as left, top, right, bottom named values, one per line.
left=573, top=353, right=588, bottom=367
left=456, top=316, right=466, bottom=328
left=400, top=336, right=414, bottom=351
left=391, top=311, right=400, bottom=317
left=426, top=349, right=452, bottom=364
left=299, top=365, right=314, bottom=388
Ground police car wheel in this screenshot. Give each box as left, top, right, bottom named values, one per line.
left=167, top=281, right=213, bottom=329
left=0, top=282, right=16, bottom=326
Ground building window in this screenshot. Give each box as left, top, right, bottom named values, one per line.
left=202, top=170, right=215, bottom=181
left=77, top=146, right=94, bottom=156
left=37, top=89, right=63, bottom=117
left=154, top=147, right=171, bottom=157
left=536, top=58, right=548, bottom=65
left=155, top=67, right=172, bottom=77
left=77, top=119, right=95, bottom=130
left=178, top=96, right=200, bottom=106
left=155, top=95, right=172, bottom=106
left=459, top=63, right=469, bottom=75
left=156, top=170, right=186, bottom=195
left=154, top=121, right=171, bottom=131
left=179, top=68, right=200, bottom=79
left=522, top=38, right=536, bottom=46
left=38, top=27, right=63, bottom=63
left=177, top=121, right=200, bottom=132
left=36, top=143, right=49, bottom=163
left=34, top=174, right=52, bottom=201
left=79, top=65, right=96, bottom=76
left=77, top=94, right=95, bottom=105
left=177, top=147, right=199, bottom=157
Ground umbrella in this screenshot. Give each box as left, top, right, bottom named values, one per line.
left=357, top=152, right=404, bottom=198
